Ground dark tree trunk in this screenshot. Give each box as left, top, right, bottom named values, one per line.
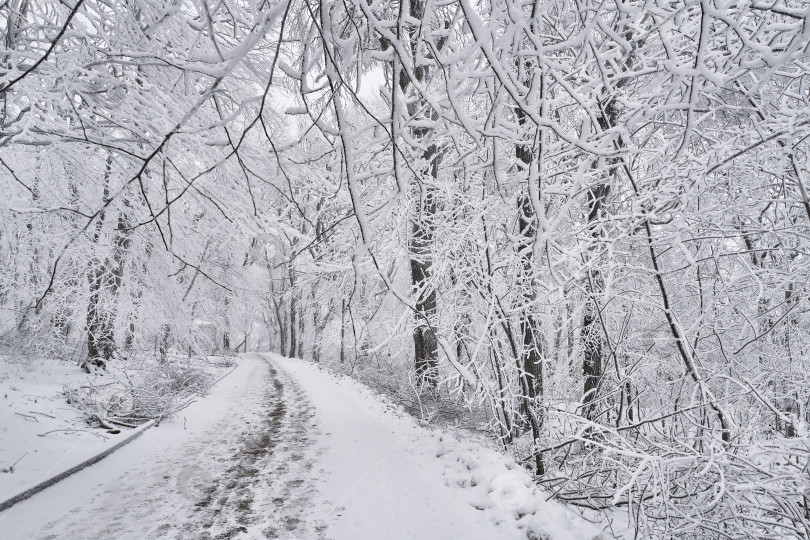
left=312, top=295, right=329, bottom=363
left=312, top=307, right=322, bottom=363
left=582, top=96, right=617, bottom=422
left=89, top=239, right=132, bottom=363
left=286, top=269, right=298, bottom=358
left=268, top=270, right=286, bottom=355
left=340, top=298, right=346, bottom=363
left=223, top=296, right=231, bottom=353
left=581, top=15, right=640, bottom=425
left=400, top=0, right=442, bottom=387
left=410, top=182, right=439, bottom=386
left=86, top=262, right=109, bottom=364
left=298, top=295, right=305, bottom=360
left=159, top=323, right=171, bottom=362
left=86, top=158, right=131, bottom=368
left=514, top=104, right=545, bottom=475
left=288, top=296, right=297, bottom=358
left=278, top=304, right=288, bottom=357
left=123, top=287, right=141, bottom=351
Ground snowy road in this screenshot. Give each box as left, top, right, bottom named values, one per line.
left=0, top=354, right=524, bottom=540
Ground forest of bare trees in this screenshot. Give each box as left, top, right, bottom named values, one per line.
left=2, top=0, right=810, bottom=537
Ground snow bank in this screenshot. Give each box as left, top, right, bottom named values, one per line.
left=416, top=432, right=611, bottom=540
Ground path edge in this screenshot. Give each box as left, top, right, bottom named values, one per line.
left=0, top=360, right=239, bottom=513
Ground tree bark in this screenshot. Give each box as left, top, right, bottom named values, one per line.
left=340, top=297, right=346, bottom=364
left=288, top=292, right=297, bottom=358
left=86, top=157, right=132, bottom=367
left=399, top=0, right=441, bottom=387
left=582, top=73, right=622, bottom=422
left=514, top=104, right=545, bottom=475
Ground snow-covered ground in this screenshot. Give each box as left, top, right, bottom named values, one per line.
left=0, top=353, right=611, bottom=539
left=275, top=354, right=610, bottom=540
left=0, top=355, right=231, bottom=506
left=0, top=358, right=151, bottom=503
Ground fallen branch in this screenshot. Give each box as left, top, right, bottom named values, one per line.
left=107, top=418, right=138, bottom=428
left=91, top=413, right=116, bottom=431
left=38, top=428, right=109, bottom=440
left=1, top=452, right=28, bottom=473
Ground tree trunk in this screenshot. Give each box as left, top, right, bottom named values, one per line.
left=340, top=298, right=346, bottom=363
left=410, top=184, right=439, bottom=386
left=159, top=323, right=171, bottom=363
left=582, top=93, right=619, bottom=422
left=279, top=304, right=288, bottom=357
left=288, top=294, right=297, bottom=358
left=581, top=187, right=607, bottom=421
left=400, top=0, right=442, bottom=387
left=514, top=104, right=545, bottom=475
left=86, top=157, right=131, bottom=368
left=297, top=294, right=305, bottom=360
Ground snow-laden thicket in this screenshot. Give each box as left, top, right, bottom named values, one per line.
left=2, top=0, right=809, bottom=537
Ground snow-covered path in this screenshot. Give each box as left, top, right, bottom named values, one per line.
left=1, top=353, right=603, bottom=539
left=0, top=355, right=326, bottom=539
left=271, top=354, right=515, bottom=540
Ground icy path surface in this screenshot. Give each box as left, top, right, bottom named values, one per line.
left=1, top=353, right=601, bottom=539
